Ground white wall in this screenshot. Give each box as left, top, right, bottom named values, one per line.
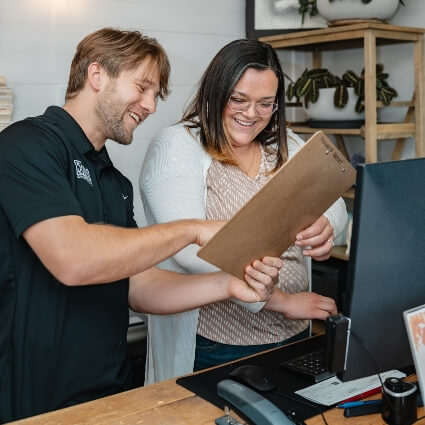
left=0, top=0, right=246, bottom=226
left=2, top=0, right=424, bottom=225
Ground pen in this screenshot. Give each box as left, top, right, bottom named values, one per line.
left=337, top=400, right=382, bottom=409
left=338, top=386, right=382, bottom=403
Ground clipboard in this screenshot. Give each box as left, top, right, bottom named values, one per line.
left=197, top=131, right=356, bottom=281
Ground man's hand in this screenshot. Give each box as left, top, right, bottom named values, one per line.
left=268, top=291, right=337, bottom=320
left=226, top=256, right=283, bottom=303
left=295, top=215, right=334, bottom=261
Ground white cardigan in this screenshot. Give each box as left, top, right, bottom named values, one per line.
left=139, top=124, right=347, bottom=384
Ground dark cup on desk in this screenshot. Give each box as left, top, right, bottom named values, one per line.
left=381, top=377, right=417, bottom=425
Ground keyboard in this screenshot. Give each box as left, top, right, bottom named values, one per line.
left=279, top=349, right=335, bottom=383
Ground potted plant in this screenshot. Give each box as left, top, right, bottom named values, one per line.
left=286, top=64, right=398, bottom=122
left=298, top=0, right=404, bottom=24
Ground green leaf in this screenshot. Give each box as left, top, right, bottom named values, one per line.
left=310, top=80, right=319, bottom=103
left=286, top=83, right=295, bottom=101
left=355, top=79, right=364, bottom=97
left=355, top=96, right=364, bottom=113
left=382, top=87, right=398, bottom=98
left=334, top=85, right=348, bottom=108
left=343, top=70, right=360, bottom=86
left=294, top=75, right=307, bottom=94
left=297, top=78, right=312, bottom=97
left=379, top=90, right=390, bottom=105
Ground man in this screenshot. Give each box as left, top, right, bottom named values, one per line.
left=0, top=28, right=281, bottom=422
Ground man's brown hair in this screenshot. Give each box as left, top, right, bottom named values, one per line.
left=65, top=27, right=170, bottom=101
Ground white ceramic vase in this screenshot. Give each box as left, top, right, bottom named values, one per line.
left=316, top=0, right=400, bottom=23
left=303, top=87, right=365, bottom=121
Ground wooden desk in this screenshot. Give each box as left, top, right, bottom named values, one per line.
left=9, top=377, right=223, bottom=425
left=9, top=373, right=424, bottom=425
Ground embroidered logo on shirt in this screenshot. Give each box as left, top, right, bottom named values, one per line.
left=122, top=194, right=128, bottom=200
left=74, top=160, right=93, bottom=186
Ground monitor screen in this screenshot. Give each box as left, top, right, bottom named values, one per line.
left=339, top=158, right=425, bottom=381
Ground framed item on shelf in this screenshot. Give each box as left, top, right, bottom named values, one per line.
left=245, top=0, right=327, bottom=39
left=404, top=304, right=425, bottom=398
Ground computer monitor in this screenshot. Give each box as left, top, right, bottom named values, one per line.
left=339, top=157, right=425, bottom=382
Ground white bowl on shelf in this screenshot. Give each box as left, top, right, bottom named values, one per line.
left=303, top=87, right=364, bottom=121
left=316, top=0, right=400, bottom=23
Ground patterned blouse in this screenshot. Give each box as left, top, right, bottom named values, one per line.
left=197, top=144, right=309, bottom=345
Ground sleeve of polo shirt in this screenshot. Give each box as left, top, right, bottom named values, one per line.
left=0, top=121, right=83, bottom=238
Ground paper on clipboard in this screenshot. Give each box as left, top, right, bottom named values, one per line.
left=197, top=131, right=356, bottom=281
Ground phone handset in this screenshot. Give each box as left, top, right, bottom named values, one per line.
left=217, top=379, right=295, bottom=425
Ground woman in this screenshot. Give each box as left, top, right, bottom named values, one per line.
left=140, top=39, right=346, bottom=384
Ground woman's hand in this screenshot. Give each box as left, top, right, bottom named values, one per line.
left=295, top=215, right=334, bottom=261
left=266, top=290, right=337, bottom=320
left=226, top=256, right=283, bottom=303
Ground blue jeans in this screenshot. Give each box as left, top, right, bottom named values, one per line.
left=194, top=328, right=310, bottom=372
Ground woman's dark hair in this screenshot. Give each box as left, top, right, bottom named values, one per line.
left=181, top=39, right=287, bottom=170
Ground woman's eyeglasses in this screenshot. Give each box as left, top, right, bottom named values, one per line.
left=227, top=96, right=278, bottom=117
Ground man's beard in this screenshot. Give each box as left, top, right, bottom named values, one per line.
left=95, top=83, right=134, bottom=146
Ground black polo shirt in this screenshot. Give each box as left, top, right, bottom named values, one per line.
left=0, top=106, right=137, bottom=422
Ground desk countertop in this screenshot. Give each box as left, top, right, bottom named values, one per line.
left=9, top=374, right=424, bottom=425
left=10, top=376, right=222, bottom=425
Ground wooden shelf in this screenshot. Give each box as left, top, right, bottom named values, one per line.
left=288, top=122, right=416, bottom=140
left=289, top=123, right=361, bottom=136
left=262, top=23, right=425, bottom=163
left=260, top=22, right=425, bottom=51
left=288, top=100, right=414, bottom=108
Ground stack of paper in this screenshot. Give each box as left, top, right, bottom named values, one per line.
left=0, top=76, right=14, bottom=133
left=295, top=369, right=406, bottom=406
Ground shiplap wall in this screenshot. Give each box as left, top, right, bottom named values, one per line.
left=0, top=0, right=246, bottom=226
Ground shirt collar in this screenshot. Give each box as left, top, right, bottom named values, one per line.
left=43, top=106, right=113, bottom=167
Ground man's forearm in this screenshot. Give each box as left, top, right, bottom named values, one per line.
left=23, top=215, right=206, bottom=286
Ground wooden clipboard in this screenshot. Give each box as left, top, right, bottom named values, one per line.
left=197, top=131, right=356, bottom=281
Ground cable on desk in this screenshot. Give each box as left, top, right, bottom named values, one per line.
left=351, top=330, right=425, bottom=424
left=271, top=390, right=329, bottom=425
left=350, top=330, right=385, bottom=388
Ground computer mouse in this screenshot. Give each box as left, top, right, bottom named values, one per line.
left=229, top=364, right=277, bottom=392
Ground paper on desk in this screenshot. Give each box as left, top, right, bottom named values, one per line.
left=295, top=370, right=406, bottom=406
